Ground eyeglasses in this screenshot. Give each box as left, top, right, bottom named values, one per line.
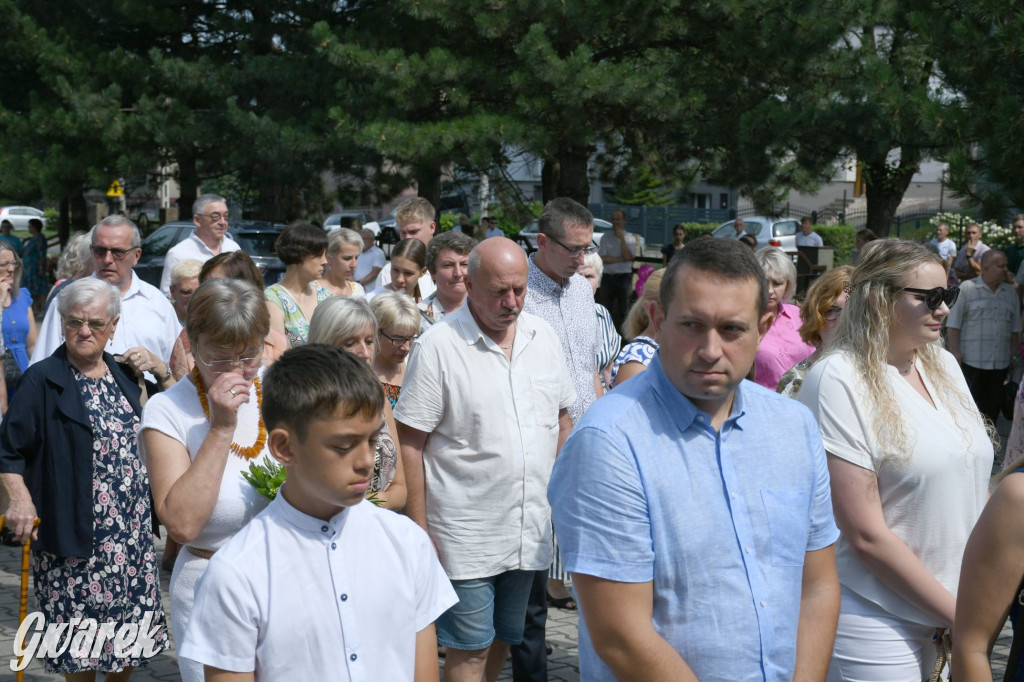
left=902, top=286, right=960, bottom=310
left=91, top=245, right=136, bottom=260
left=0, top=260, right=17, bottom=269
left=63, top=318, right=112, bottom=333
left=823, top=306, right=843, bottom=322
left=379, top=329, right=419, bottom=347
left=194, top=346, right=263, bottom=374
left=547, top=234, right=598, bottom=258
left=199, top=213, right=227, bottom=222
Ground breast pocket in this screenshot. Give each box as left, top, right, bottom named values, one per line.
left=760, top=489, right=810, bottom=567
left=530, top=377, right=562, bottom=429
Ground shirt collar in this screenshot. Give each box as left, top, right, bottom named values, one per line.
left=646, top=353, right=749, bottom=432
left=89, top=270, right=142, bottom=300
left=273, top=486, right=354, bottom=536
left=450, top=302, right=537, bottom=351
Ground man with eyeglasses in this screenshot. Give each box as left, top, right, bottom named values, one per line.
left=159, top=193, right=240, bottom=296
left=513, top=197, right=601, bottom=681
left=947, top=248, right=1020, bottom=426
left=597, top=209, right=642, bottom=331
left=32, top=216, right=180, bottom=389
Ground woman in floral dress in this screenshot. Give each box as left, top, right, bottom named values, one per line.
left=0, top=278, right=168, bottom=680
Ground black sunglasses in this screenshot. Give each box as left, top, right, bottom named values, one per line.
left=902, top=286, right=959, bottom=310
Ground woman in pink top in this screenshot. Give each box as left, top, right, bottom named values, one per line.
left=752, top=247, right=815, bottom=389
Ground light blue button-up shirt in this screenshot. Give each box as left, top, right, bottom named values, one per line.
left=549, top=353, right=839, bottom=681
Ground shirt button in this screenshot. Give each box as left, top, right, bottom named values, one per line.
left=321, top=525, right=329, bottom=533
left=760, top=600, right=766, bottom=607
left=350, top=653, right=357, bottom=661
left=731, top=493, right=737, bottom=499
left=340, top=594, right=348, bottom=601
left=744, top=546, right=750, bottom=553
left=331, top=542, right=337, bottom=550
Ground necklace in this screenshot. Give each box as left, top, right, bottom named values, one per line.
left=894, top=355, right=916, bottom=375
left=190, top=366, right=267, bottom=460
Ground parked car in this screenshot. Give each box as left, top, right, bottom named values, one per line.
left=0, top=206, right=46, bottom=231
left=711, top=216, right=800, bottom=252
left=134, top=219, right=286, bottom=288
left=516, top=217, right=614, bottom=253
left=135, top=221, right=195, bottom=287
left=325, top=212, right=373, bottom=231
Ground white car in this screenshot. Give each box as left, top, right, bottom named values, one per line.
left=0, top=206, right=46, bottom=230
left=712, top=216, right=800, bottom=253
left=516, top=217, right=613, bottom=253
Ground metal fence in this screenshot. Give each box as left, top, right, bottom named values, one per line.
left=588, top=204, right=731, bottom=246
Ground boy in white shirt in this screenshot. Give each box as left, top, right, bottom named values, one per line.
left=180, top=345, right=456, bottom=682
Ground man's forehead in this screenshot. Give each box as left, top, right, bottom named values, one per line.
left=95, top=225, right=133, bottom=245
left=669, top=271, right=761, bottom=317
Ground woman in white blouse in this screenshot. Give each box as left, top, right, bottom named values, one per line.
left=142, top=279, right=272, bottom=682
left=798, top=239, right=992, bottom=681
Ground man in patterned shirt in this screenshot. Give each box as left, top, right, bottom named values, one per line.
left=513, top=196, right=601, bottom=681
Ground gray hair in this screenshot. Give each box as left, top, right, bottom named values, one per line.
left=55, top=232, right=93, bottom=280
left=755, top=246, right=797, bottom=303
left=369, top=290, right=421, bottom=336
left=537, top=197, right=593, bottom=240
left=186, top=279, right=269, bottom=350
left=426, top=231, right=477, bottom=273
left=327, top=228, right=363, bottom=257
left=171, top=259, right=204, bottom=286
left=193, top=194, right=227, bottom=216
left=308, top=296, right=378, bottom=350
left=582, top=251, right=604, bottom=280
left=57, top=278, right=121, bottom=320
left=92, top=215, right=141, bottom=248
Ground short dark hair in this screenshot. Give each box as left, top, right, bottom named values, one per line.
left=426, top=231, right=477, bottom=273
left=661, top=237, right=768, bottom=316
left=275, top=222, right=328, bottom=265
left=262, top=344, right=384, bottom=441
left=537, top=197, right=593, bottom=240
left=199, top=250, right=265, bottom=288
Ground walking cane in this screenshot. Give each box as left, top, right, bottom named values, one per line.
left=0, top=515, right=40, bottom=682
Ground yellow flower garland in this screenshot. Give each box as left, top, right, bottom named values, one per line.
left=191, top=365, right=267, bottom=461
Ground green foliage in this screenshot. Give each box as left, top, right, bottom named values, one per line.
left=607, top=165, right=676, bottom=207
left=816, top=225, right=858, bottom=266
left=679, top=223, right=719, bottom=241
left=241, top=456, right=287, bottom=502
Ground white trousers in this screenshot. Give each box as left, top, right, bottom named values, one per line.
left=826, top=586, right=939, bottom=682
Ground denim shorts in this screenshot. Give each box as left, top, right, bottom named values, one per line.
left=435, top=569, right=535, bottom=650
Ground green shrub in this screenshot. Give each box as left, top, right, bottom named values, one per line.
left=817, top=224, right=857, bottom=265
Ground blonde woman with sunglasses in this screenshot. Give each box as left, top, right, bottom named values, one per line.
left=798, top=239, right=992, bottom=681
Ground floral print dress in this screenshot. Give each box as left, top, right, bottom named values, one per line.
left=32, top=368, right=169, bottom=674
left=264, top=283, right=333, bottom=346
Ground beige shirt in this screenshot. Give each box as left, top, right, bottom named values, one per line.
left=394, top=303, right=575, bottom=579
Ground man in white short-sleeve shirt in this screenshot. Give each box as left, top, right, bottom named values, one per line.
left=355, top=227, right=386, bottom=290
left=159, top=194, right=240, bottom=296
left=32, top=216, right=180, bottom=387
left=795, top=217, right=824, bottom=247
left=396, top=238, right=575, bottom=682
left=373, top=197, right=437, bottom=298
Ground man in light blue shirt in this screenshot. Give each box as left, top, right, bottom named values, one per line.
left=548, top=237, right=840, bottom=681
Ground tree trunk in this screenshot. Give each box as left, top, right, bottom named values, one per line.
left=177, top=152, right=199, bottom=218
left=556, top=147, right=591, bottom=206
left=863, top=150, right=920, bottom=238
left=70, top=194, right=88, bottom=233
left=415, top=165, right=441, bottom=218
left=541, top=157, right=559, bottom=204
left=58, top=195, right=71, bottom=246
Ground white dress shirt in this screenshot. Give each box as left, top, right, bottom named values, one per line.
left=180, top=493, right=456, bottom=682
left=372, top=261, right=436, bottom=299
left=354, top=245, right=386, bottom=286
left=395, top=304, right=576, bottom=580
left=32, top=272, right=182, bottom=381
left=160, top=232, right=241, bottom=295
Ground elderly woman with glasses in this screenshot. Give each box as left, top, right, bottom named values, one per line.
left=798, top=240, right=991, bottom=681
left=776, top=266, right=852, bottom=399
left=752, top=246, right=815, bottom=390
left=141, top=279, right=272, bottom=682
left=308, top=296, right=407, bottom=510
left=369, top=291, right=421, bottom=409
left=0, top=278, right=170, bottom=680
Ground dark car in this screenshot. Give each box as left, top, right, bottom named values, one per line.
left=134, top=219, right=286, bottom=289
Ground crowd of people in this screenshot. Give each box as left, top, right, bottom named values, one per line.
left=2, top=195, right=1024, bottom=682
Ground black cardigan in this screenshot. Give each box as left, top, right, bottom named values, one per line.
left=0, top=345, right=144, bottom=556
